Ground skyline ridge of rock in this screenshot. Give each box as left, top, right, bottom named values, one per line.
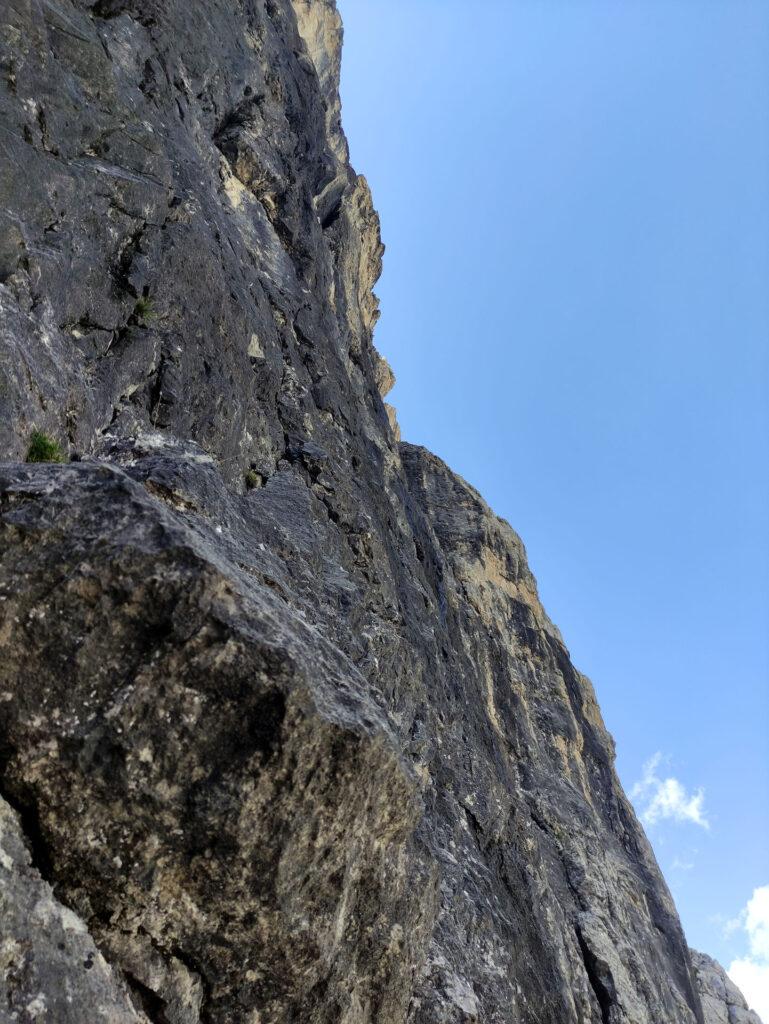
left=0, top=1, right=761, bottom=1021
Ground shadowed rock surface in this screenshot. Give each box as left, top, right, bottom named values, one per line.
left=0, top=1, right=760, bottom=1022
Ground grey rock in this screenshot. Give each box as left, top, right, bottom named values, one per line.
left=0, top=795, right=147, bottom=1023
left=691, top=950, right=764, bottom=1024
left=0, top=0, right=758, bottom=1022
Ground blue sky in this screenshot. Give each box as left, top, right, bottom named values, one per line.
left=337, top=0, right=769, bottom=1010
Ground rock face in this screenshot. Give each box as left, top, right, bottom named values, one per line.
left=0, top=1, right=759, bottom=1022
left=691, top=952, right=763, bottom=1024
left=0, top=796, right=147, bottom=1023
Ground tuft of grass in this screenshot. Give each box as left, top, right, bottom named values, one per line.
left=245, top=469, right=263, bottom=491
left=26, top=430, right=65, bottom=463
left=133, top=296, right=156, bottom=323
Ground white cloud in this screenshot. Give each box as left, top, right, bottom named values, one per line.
left=670, top=857, right=694, bottom=872
left=631, top=753, right=709, bottom=829
left=729, top=959, right=769, bottom=1020
left=728, top=886, right=769, bottom=1021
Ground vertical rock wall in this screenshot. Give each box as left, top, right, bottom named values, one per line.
left=0, top=1, right=759, bottom=1022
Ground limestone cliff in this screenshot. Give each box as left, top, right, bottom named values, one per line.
left=0, top=1, right=759, bottom=1022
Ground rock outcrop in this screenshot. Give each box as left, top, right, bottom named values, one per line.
left=0, top=1, right=760, bottom=1022
left=691, top=952, right=763, bottom=1024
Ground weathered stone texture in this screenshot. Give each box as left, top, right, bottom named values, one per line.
left=0, top=1, right=760, bottom=1022
left=691, top=951, right=763, bottom=1024
left=0, top=795, right=147, bottom=1023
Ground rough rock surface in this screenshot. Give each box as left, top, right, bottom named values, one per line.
left=0, top=1, right=760, bottom=1022
left=691, top=952, right=763, bottom=1024
left=0, top=795, right=147, bottom=1022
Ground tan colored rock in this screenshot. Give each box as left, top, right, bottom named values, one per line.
left=374, top=350, right=397, bottom=398
left=292, top=0, right=349, bottom=165
left=385, top=402, right=401, bottom=441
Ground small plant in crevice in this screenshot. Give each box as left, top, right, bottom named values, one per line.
left=26, top=430, right=65, bottom=463
left=245, top=469, right=264, bottom=491
left=133, top=296, right=156, bottom=324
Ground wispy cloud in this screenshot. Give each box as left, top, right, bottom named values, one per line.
left=670, top=857, right=694, bottom=872
left=728, top=886, right=769, bottom=1021
left=631, top=753, right=709, bottom=829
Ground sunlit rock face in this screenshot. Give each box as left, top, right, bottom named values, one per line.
left=0, top=2, right=759, bottom=1022
left=691, top=951, right=763, bottom=1024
